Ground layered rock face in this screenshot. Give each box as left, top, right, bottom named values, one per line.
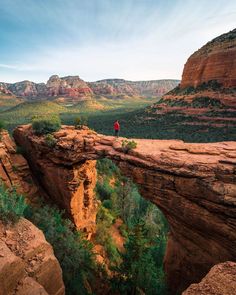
left=89, top=79, right=179, bottom=97
left=0, top=83, right=13, bottom=95
left=46, top=75, right=93, bottom=99
left=1, top=76, right=179, bottom=99
left=0, top=130, right=38, bottom=199
left=0, top=131, right=65, bottom=294
left=7, top=81, right=46, bottom=98
left=14, top=125, right=236, bottom=294
left=0, top=218, right=65, bottom=295
left=150, top=29, right=236, bottom=129
left=183, top=261, right=236, bottom=295
left=180, top=29, right=236, bottom=88
left=0, top=76, right=93, bottom=100
left=13, top=126, right=99, bottom=237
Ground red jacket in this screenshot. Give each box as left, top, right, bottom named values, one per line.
left=114, top=121, right=120, bottom=130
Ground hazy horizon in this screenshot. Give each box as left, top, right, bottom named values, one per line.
left=1, top=0, right=236, bottom=83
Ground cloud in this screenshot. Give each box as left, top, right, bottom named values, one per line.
left=0, top=0, right=236, bottom=82
left=0, top=63, right=19, bottom=70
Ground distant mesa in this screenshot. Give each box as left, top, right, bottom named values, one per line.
left=88, top=79, right=179, bottom=97
left=0, top=75, right=179, bottom=100
left=0, top=82, right=13, bottom=96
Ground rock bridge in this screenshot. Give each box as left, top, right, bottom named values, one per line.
left=13, top=125, right=236, bottom=294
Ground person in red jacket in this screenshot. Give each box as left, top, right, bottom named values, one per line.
left=113, top=120, right=120, bottom=137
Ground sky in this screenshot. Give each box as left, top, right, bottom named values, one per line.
left=0, top=0, right=236, bottom=83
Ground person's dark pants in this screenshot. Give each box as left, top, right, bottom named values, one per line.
left=114, top=130, right=119, bottom=137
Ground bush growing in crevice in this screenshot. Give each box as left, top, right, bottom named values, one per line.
left=74, top=116, right=88, bottom=129
left=0, top=120, right=5, bottom=131
left=95, top=205, right=121, bottom=265
left=45, top=133, right=57, bottom=147
left=0, top=184, right=28, bottom=224
left=121, top=140, right=137, bottom=153
left=25, top=203, right=97, bottom=295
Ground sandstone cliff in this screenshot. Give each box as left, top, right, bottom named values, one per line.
left=89, top=79, right=179, bottom=97
left=14, top=125, right=236, bottom=294
left=0, top=83, right=13, bottom=96
left=1, top=76, right=179, bottom=100
left=0, top=130, right=38, bottom=199
left=13, top=126, right=99, bottom=237
left=0, top=218, right=65, bottom=295
left=46, top=75, right=93, bottom=99
left=149, top=29, right=236, bottom=128
left=182, top=261, right=236, bottom=295
left=0, top=130, right=65, bottom=294
left=1, top=76, right=93, bottom=100
left=180, top=29, right=236, bottom=89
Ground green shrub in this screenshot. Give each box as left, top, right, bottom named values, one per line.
left=121, top=140, right=137, bottom=153
left=16, top=145, right=26, bottom=155
left=32, top=115, right=61, bottom=135
left=119, top=223, right=128, bottom=239
left=0, top=120, right=5, bottom=131
left=45, top=134, right=57, bottom=147
left=26, top=204, right=96, bottom=295
left=95, top=205, right=120, bottom=264
left=74, top=116, right=88, bottom=129
left=111, top=221, right=167, bottom=295
left=0, top=184, right=28, bottom=224
left=96, top=159, right=120, bottom=177
left=192, top=97, right=223, bottom=108
left=102, top=199, right=112, bottom=209
left=96, top=180, right=114, bottom=201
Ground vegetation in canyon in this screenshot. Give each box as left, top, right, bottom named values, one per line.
left=0, top=185, right=27, bottom=224
left=95, top=159, right=168, bottom=294
left=0, top=155, right=169, bottom=295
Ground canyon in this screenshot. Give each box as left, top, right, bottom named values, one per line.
left=0, top=130, right=65, bottom=295
left=0, top=77, right=179, bottom=100
left=0, top=27, right=236, bottom=294
left=13, top=124, right=236, bottom=294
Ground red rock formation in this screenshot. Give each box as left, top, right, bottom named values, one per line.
left=1, top=77, right=179, bottom=99
left=180, top=29, right=236, bottom=88
left=46, top=75, right=93, bottom=99
left=0, top=218, right=65, bottom=295
left=1, top=75, right=93, bottom=100
left=0, top=130, right=66, bottom=293
left=150, top=29, right=236, bottom=126
left=89, top=79, right=179, bottom=97
left=182, top=261, right=236, bottom=295
left=13, top=125, right=236, bottom=294
left=0, top=83, right=13, bottom=95
left=13, top=126, right=99, bottom=237
left=0, top=130, right=38, bottom=199
left=7, top=80, right=41, bottom=97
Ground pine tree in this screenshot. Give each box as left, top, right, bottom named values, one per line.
left=112, top=221, right=166, bottom=295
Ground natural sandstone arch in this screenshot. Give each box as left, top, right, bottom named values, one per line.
left=13, top=125, right=236, bottom=294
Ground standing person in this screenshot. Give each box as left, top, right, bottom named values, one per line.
left=114, top=120, right=120, bottom=138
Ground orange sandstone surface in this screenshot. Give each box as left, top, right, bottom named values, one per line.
left=0, top=218, right=65, bottom=295
left=13, top=125, right=236, bottom=294
left=183, top=261, right=236, bottom=295
left=180, top=29, right=236, bottom=89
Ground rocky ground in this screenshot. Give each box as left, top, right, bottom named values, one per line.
left=13, top=124, right=236, bottom=294
left=0, top=218, right=65, bottom=295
